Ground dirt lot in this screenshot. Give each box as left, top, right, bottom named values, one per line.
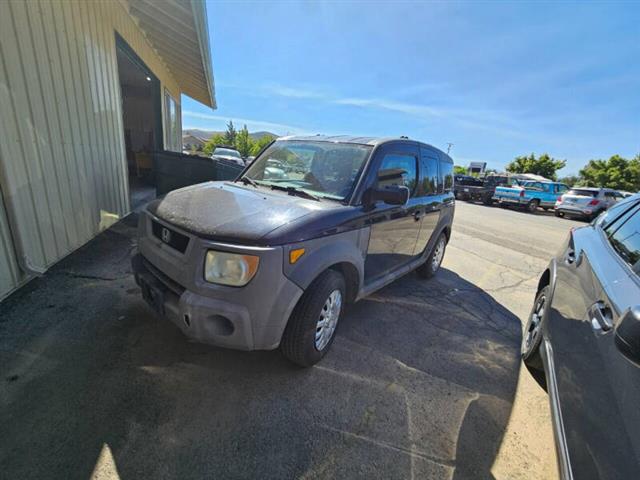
left=0, top=201, right=584, bottom=479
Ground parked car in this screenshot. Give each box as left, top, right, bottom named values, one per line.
left=456, top=174, right=515, bottom=205
left=453, top=175, right=482, bottom=199
left=211, top=146, right=245, bottom=166
left=494, top=180, right=569, bottom=212
left=132, top=135, right=455, bottom=366
left=522, top=193, right=640, bottom=479
left=555, top=187, right=625, bottom=221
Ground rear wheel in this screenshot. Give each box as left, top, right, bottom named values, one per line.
left=526, top=199, right=540, bottom=213
left=281, top=270, right=345, bottom=367
left=554, top=210, right=563, bottom=217
left=482, top=195, right=493, bottom=206
left=417, top=233, right=447, bottom=279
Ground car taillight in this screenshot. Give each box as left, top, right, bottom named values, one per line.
left=519, top=190, right=525, bottom=197
left=557, top=195, right=563, bottom=202
left=589, top=199, right=600, bottom=206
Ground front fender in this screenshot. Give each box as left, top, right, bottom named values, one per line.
left=282, top=228, right=369, bottom=292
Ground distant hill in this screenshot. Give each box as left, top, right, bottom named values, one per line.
left=183, top=129, right=277, bottom=141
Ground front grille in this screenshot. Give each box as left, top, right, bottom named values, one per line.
left=152, top=220, right=190, bottom=253
left=142, top=257, right=185, bottom=296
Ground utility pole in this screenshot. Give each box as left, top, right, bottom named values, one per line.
left=446, top=142, right=454, bottom=155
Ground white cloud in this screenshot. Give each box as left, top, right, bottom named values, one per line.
left=182, top=110, right=309, bottom=135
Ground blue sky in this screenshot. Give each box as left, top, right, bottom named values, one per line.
left=182, top=1, right=640, bottom=174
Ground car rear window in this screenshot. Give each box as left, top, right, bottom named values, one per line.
left=568, top=189, right=598, bottom=197
left=605, top=204, right=640, bottom=274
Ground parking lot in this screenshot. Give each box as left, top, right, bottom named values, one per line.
left=0, top=201, right=584, bottom=479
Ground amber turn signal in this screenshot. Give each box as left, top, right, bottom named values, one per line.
left=289, top=248, right=305, bottom=264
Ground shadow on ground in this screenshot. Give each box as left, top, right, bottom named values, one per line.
left=0, top=215, right=522, bottom=479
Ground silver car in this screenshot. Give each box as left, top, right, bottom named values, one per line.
left=555, top=187, right=623, bottom=221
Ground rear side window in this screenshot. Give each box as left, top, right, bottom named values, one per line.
left=377, top=153, right=418, bottom=196
left=557, top=184, right=569, bottom=193
left=440, top=161, right=453, bottom=192
left=605, top=204, right=640, bottom=274
left=420, top=149, right=438, bottom=194
left=569, top=189, right=598, bottom=197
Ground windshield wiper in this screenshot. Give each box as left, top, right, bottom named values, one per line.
left=238, top=176, right=259, bottom=188
left=270, top=184, right=321, bottom=201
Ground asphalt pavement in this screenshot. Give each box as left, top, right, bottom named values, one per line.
left=0, top=201, right=584, bottom=479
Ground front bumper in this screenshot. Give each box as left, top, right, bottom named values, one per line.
left=132, top=213, right=304, bottom=351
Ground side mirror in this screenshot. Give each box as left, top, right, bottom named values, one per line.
left=363, top=185, right=410, bottom=208
left=614, top=306, right=640, bottom=365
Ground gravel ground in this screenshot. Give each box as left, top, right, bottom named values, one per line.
left=0, top=201, right=584, bottom=479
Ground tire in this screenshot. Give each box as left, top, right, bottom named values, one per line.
left=522, top=286, right=550, bottom=371
left=417, top=233, right=447, bottom=279
left=526, top=199, right=540, bottom=213
left=554, top=210, right=563, bottom=217
left=482, top=196, right=493, bottom=206
left=281, top=269, right=345, bottom=367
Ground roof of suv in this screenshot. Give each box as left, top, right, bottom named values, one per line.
left=278, top=135, right=453, bottom=162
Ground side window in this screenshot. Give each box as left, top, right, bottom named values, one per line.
left=604, top=191, right=616, bottom=200
left=541, top=183, right=552, bottom=193
left=557, top=184, right=568, bottom=194
left=605, top=205, right=640, bottom=274
left=376, top=153, right=418, bottom=196
left=439, top=161, right=453, bottom=192
left=420, top=149, right=438, bottom=195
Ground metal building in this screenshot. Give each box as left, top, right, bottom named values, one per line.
left=0, top=0, right=216, bottom=300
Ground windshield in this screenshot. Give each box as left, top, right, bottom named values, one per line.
left=214, top=148, right=241, bottom=158
left=242, top=140, right=372, bottom=200
left=567, top=189, right=598, bottom=197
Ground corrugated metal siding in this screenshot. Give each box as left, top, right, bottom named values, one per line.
left=0, top=0, right=182, bottom=299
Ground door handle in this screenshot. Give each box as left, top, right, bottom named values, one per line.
left=565, top=249, right=575, bottom=265
left=590, top=302, right=613, bottom=332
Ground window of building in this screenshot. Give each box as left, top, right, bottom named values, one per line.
left=164, top=90, right=180, bottom=152
left=377, top=153, right=417, bottom=196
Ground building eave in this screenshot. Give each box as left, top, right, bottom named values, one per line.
left=126, top=0, right=216, bottom=108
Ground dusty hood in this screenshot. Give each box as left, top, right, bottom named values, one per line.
left=147, top=181, right=326, bottom=244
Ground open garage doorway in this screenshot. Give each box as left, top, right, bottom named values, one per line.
left=115, top=34, right=163, bottom=210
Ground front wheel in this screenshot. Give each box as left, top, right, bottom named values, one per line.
left=281, top=270, right=345, bottom=367
left=417, top=233, right=447, bottom=279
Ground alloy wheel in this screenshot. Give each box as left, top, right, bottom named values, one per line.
left=315, top=289, right=342, bottom=350
left=431, top=237, right=446, bottom=271
left=523, top=293, right=545, bottom=356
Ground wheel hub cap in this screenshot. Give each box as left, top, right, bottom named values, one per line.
left=315, top=290, right=342, bottom=350
left=524, top=295, right=545, bottom=353
left=432, top=238, right=445, bottom=271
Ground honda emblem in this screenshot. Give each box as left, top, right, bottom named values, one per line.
left=161, top=227, right=171, bottom=243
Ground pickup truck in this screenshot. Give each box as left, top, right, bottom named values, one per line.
left=455, top=175, right=514, bottom=205
left=494, top=181, right=569, bottom=213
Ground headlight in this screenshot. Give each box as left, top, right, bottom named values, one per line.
left=204, top=250, right=259, bottom=286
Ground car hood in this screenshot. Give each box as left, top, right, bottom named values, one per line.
left=147, top=182, right=332, bottom=244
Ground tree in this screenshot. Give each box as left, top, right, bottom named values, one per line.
left=505, top=153, right=566, bottom=180
left=558, top=175, right=581, bottom=187
left=579, top=154, right=640, bottom=191
left=235, top=125, right=254, bottom=158
left=202, top=133, right=226, bottom=156
left=453, top=165, right=467, bottom=175
left=250, top=134, right=276, bottom=156
left=224, top=120, right=237, bottom=146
